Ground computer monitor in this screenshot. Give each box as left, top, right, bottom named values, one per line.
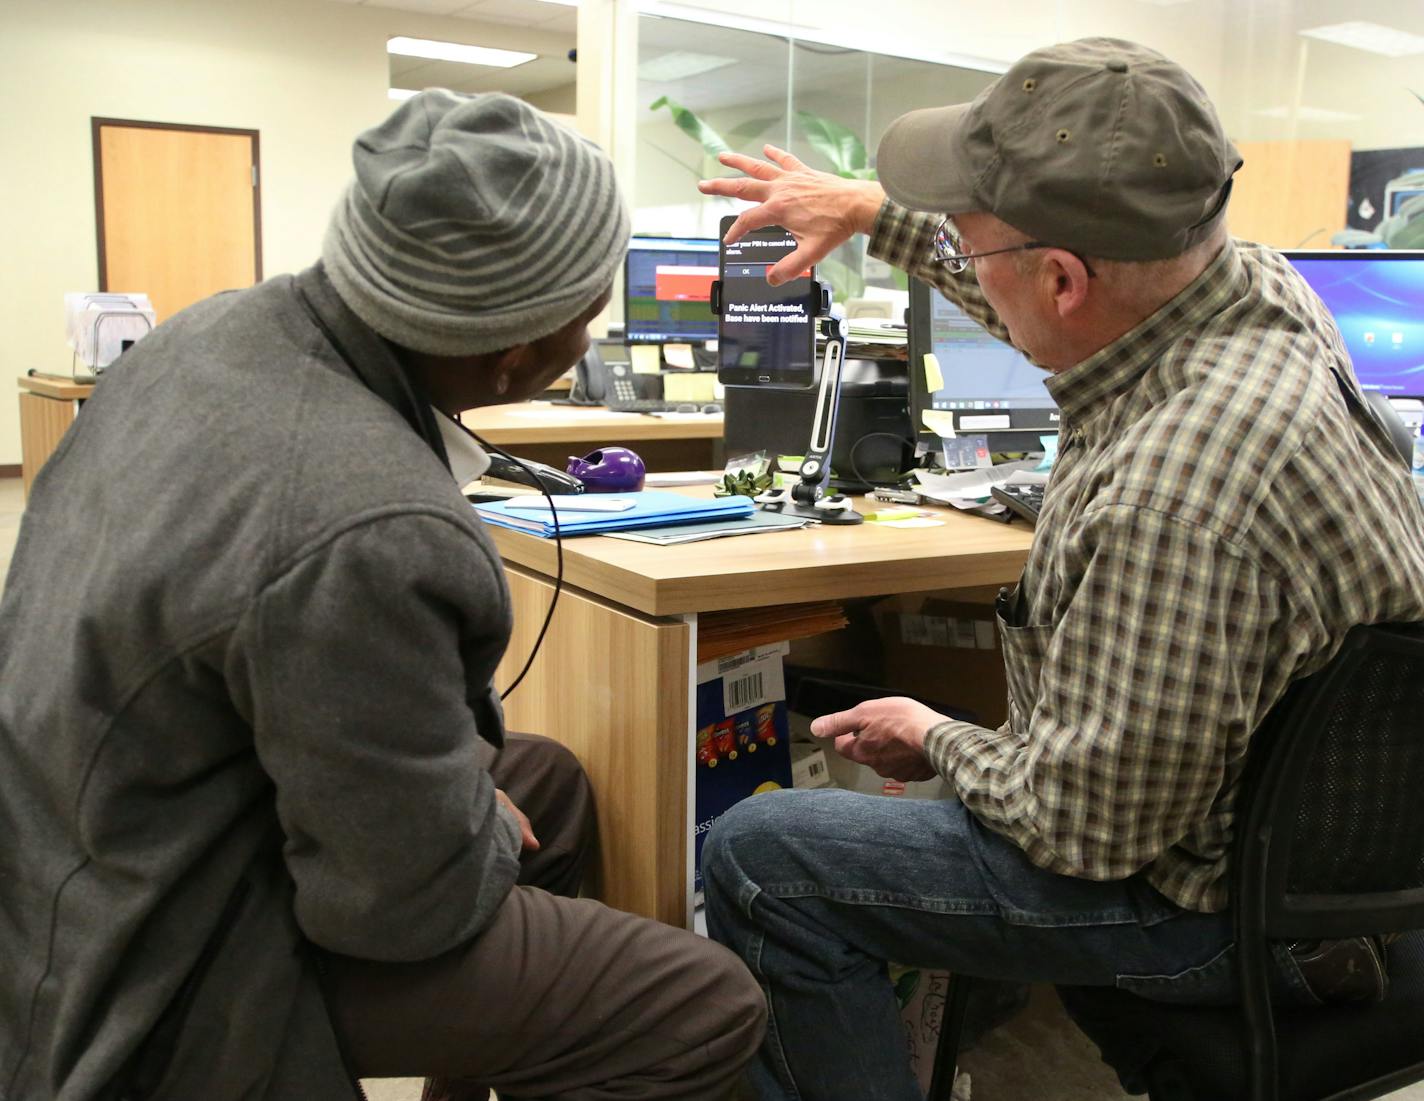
left=623, top=235, right=720, bottom=344
left=906, top=277, right=1059, bottom=450
left=1282, top=251, right=1424, bottom=397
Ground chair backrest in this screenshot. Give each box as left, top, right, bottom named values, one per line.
left=1233, top=623, right=1424, bottom=944
left=1361, top=389, right=1415, bottom=468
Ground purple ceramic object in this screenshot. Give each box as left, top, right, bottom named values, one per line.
left=566, top=446, right=646, bottom=492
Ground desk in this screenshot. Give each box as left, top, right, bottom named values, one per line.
left=18, top=377, right=93, bottom=499
left=458, top=401, right=724, bottom=472
left=488, top=492, right=1032, bottom=926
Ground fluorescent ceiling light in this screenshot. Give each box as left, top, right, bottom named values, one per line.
left=388, top=87, right=420, bottom=100
left=1298, top=21, right=1424, bottom=57
left=1254, top=104, right=1363, bottom=122
left=638, top=50, right=739, bottom=82
left=386, top=36, right=536, bottom=68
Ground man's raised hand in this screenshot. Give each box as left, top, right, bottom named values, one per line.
left=698, top=145, right=886, bottom=286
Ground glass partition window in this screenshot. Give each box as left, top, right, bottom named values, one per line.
left=634, top=15, right=997, bottom=307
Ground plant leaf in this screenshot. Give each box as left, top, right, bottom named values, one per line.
left=795, top=110, right=867, bottom=174
left=650, top=95, right=731, bottom=157
left=726, top=116, right=784, bottom=151
left=816, top=256, right=864, bottom=300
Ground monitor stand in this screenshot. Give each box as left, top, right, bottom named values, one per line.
left=754, top=317, right=863, bottom=526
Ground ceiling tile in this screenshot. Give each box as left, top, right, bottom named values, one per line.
left=372, top=0, right=477, bottom=13
left=539, top=9, right=577, bottom=32
left=457, top=0, right=564, bottom=25
left=388, top=54, right=574, bottom=96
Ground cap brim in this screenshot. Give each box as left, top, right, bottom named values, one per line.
left=875, top=103, right=982, bottom=214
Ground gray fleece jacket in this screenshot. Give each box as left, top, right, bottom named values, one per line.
left=0, top=265, right=522, bottom=1100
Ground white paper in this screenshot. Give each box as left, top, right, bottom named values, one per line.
left=643, top=470, right=724, bottom=487
left=912, top=460, right=1044, bottom=507
left=504, top=495, right=635, bottom=512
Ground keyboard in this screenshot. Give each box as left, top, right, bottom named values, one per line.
left=609, top=398, right=678, bottom=413
left=991, top=482, right=1044, bottom=526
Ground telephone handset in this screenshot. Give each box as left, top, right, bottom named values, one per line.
left=566, top=343, right=608, bottom=406
left=569, top=343, right=663, bottom=412
left=479, top=453, right=585, bottom=495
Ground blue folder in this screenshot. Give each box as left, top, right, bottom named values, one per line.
left=472, top=491, right=755, bottom=538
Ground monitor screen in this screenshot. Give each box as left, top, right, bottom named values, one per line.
left=1387, top=186, right=1424, bottom=217
left=906, top=277, right=1058, bottom=445
left=1283, top=251, right=1424, bottom=397
left=623, top=235, right=720, bottom=344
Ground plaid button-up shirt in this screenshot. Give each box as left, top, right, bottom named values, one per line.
left=870, top=202, right=1424, bottom=912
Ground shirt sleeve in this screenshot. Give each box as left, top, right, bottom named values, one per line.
left=865, top=199, right=1014, bottom=345
left=225, top=510, right=521, bottom=961
left=924, top=504, right=1288, bottom=883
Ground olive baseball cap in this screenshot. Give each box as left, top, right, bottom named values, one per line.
left=876, top=37, right=1242, bottom=261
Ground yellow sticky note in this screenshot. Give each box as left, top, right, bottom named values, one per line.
left=921, top=410, right=957, bottom=439
left=865, top=507, right=919, bottom=523
left=922, top=353, right=944, bottom=394
left=663, top=342, right=695, bottom=369
left=630, top=345, right=662, bottom=374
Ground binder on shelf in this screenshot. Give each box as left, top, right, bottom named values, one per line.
left=472, top=490, right=754, bottom=538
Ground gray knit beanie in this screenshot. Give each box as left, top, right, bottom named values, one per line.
left=322, top=90, right=630, bottom=356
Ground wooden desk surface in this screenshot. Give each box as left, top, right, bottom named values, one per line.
left=19, top=376, right=94, bottom=400
left=459, top=402, right=723, bottom=447
left=486, top=491, right=1032, bottom=617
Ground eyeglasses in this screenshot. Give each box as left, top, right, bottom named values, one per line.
left=932, top=217, right=1095, bottom=277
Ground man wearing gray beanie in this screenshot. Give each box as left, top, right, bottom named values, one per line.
left=0, top=90, right=764, bottom=1101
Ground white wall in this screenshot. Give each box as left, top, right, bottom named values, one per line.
left=0, top=0, right=573, bottom=465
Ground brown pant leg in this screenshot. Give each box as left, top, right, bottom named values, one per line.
left=491, top=732, right=596, bottom=899
left=324, top=886, right=766, bottom=1101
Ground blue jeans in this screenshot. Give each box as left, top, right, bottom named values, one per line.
left=702, top=788, right=1314, bottom=1101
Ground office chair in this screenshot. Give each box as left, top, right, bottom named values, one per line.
left=1362, top=389, right=1414, bottom=468
left=926, top=622, right=1424, bottom=1101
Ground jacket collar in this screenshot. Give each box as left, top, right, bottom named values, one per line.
left=293, top=263, right=452, bottom=474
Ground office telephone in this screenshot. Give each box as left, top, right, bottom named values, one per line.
left=568, top=342, right=675, bottom=413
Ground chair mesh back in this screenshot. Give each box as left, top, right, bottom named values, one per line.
left=1285, top=640, right=1424, bottom=896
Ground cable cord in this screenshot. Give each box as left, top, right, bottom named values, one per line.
left=460, top=427, right=564, bottom=702
left=846, top=430, right=917, bottom=489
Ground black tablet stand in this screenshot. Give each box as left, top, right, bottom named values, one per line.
left=710, top=275, right=863, bottom=525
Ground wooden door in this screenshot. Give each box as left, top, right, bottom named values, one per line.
left=93, top=119, right=261, bottom=324
left=1228, top=139, right=1352, bottom=250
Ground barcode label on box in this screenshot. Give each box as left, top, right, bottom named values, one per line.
left=900, top=614, right=932, bottom=646
left=791, top=746, right=832, bottom=789
left=721, top=653, right=787, bottom=715
left=952, top=618, right=979, bottom=649
left=726, top=669, right=765, bottom=712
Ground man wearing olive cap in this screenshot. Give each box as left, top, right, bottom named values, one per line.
left=699, top=37, right=1424, bottom=1098
left=0, top=91, right=763, bottom=1101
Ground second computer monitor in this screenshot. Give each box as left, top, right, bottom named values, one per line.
left=624, top=235, right=719, bottom=344
left=1282, top=250, right=1424, bottom=397
left=907, top=277, right=1059, bottom=449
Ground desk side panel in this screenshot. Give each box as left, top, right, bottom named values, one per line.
left=496, top=564, right=690, bottom=926
left=19, top=392, right=79, bottom=500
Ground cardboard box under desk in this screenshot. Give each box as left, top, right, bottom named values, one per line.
left=876, top=596, right=1008, bottom=729
left=693, top=643, right=794, bottom=898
